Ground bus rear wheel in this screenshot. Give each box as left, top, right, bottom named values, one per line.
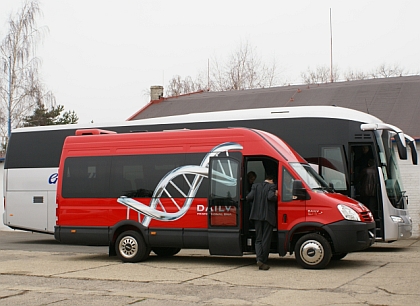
left=152, top=247, right=181, bottom=257
left=116, top=230, right=150, bottom=263
left=294, top=233, right=332, bottom=269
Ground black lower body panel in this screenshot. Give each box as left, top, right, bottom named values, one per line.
left=324, top=220, right=375, bottom=253
left=54, top=226, right=109, bottom=245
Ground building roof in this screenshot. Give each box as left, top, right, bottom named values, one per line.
left=129, top=75, right=420, bottom=138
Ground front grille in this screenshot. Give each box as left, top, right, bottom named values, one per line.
left=360, top=211, right=374, bottom=222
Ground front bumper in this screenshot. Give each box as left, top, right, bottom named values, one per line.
left=324, top=220, right=375, bottom=253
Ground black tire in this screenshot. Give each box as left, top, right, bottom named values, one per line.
left=294, top=233, right=332, bottom=269
left=331, top=252, right=348, bottom=260
left=152, top=247, right=181, bottom=257
left=115, top=230, right=150, bottom=263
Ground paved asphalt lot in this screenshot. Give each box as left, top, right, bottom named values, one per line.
left=0, top=230, right=419, bottom=305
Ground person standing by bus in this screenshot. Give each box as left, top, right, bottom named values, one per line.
left=247, top=171, right=257, bottom=192
left=246, top=173, right=278, bottom=270
left=360, top=159, right=377, bottom=214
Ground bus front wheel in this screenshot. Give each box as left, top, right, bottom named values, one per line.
left=294, top=233, right=332, bottom=269
left=116, top=230, right=150, bottom=263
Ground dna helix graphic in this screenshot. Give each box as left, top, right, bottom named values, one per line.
left=117, top=142, right=243, bottom=227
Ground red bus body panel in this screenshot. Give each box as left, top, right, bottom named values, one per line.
left=55, top=127, right=375, bottom=263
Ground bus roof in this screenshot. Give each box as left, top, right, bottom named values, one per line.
left=12, top=106, right=382, bottom=134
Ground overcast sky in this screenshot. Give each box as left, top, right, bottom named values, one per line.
left=1, top=1, right=419, bottom=124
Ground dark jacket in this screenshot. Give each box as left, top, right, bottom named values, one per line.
left=246, top=181, right=277, bottom=227
left=360, top=165, right=377, bottom=197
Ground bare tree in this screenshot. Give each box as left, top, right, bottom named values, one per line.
left=343, top=69, right=368, bottom=81
left=165, top=41, right=279, bottom=97
left=370, top=63, right=406, bottom=78
left=165, top=75, right=206, bottom=97
left=301, top=65, right=339, bottom=84
left=303, top=63, right=413, bottom=84
left=211, top=41, right=278, bottom=91
left=0, top=0, right=54, bottom=138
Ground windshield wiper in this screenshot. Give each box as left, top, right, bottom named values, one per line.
left=313, top=184, right=335, bottom=193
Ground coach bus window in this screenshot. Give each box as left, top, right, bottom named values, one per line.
left=376, top=130, right=405, bottom=208
left=320, top=146, right=347, bottom=191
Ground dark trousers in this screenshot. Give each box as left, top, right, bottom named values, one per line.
left=254, top=220, right=274, bottom=264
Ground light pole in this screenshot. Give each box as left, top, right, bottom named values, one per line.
left=330, top=8, right=333, bottom=83
left=8, top=55, right=12, bottom=139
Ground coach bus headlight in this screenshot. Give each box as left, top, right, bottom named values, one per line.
left=390, top=215, right=404, bottom=223
left=337, top=204, right=361, bottom=221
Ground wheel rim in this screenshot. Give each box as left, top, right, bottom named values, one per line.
left=119, top=236, right=138, bottom=259
left=299, top=239, right=324, bottom=265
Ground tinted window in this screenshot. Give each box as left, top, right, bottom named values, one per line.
left=110, top=154, right=185, bottom=198
left=320, top=146, right=347, bottom=191
left=62, top=153, right=210, bottom=199
left=62, top=156, right=111, bottom=198
left=5, top=129, right=76, bottom=169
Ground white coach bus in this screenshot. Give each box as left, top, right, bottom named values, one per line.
left=3, top=106, right=417, bottom=242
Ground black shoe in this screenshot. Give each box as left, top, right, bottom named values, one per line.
left=257, top=261, right=264, bottom=268
left=259, top=264, right=270, bottom=270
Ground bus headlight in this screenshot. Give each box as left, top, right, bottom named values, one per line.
left=390, top=215, right=404, bottom=223
left=337, top=204, right=361, bottom=221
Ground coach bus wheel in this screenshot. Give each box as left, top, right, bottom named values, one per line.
left=294, top=233, right=332, bottom=269
left=152, top=247, right=181, bottom=257
left=116, top=230, right=150, bottom=263
left=331, top=252, right=348, bottom=260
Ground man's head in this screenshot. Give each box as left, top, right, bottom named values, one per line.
left=265, top=173, right=274, bottom=181
left=247, top=171, right=256, bottom=184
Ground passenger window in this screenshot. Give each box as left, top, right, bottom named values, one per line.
left=62, top=156, right=111, bottom=198
left=62, top=152, right=218, bottom=199
left=282, top=168, right=294, bottom=202
left=110, top=154, right=185, bottom=198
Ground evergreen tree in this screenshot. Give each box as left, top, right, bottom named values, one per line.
left=23, top=104, right=78, bottom=126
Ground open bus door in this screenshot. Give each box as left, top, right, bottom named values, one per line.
left=207, top=156, right=242, bottom=256
left=350, top=144, right=382, bottom=238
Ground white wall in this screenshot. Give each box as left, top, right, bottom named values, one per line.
left=397, top=143, right=420, bottom=238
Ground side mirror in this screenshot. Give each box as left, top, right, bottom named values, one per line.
left=409, top=141, right=418, bottom=165
left=292, top=180, right=310, bottom=200
left=405, top=136, right=418, bottom=165
left=394, top=132, right=407, bottom=160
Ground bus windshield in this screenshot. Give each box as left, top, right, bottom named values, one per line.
left=290, top=163, right=330, bottom=191
left=376, top=130, right=406, bottom=209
